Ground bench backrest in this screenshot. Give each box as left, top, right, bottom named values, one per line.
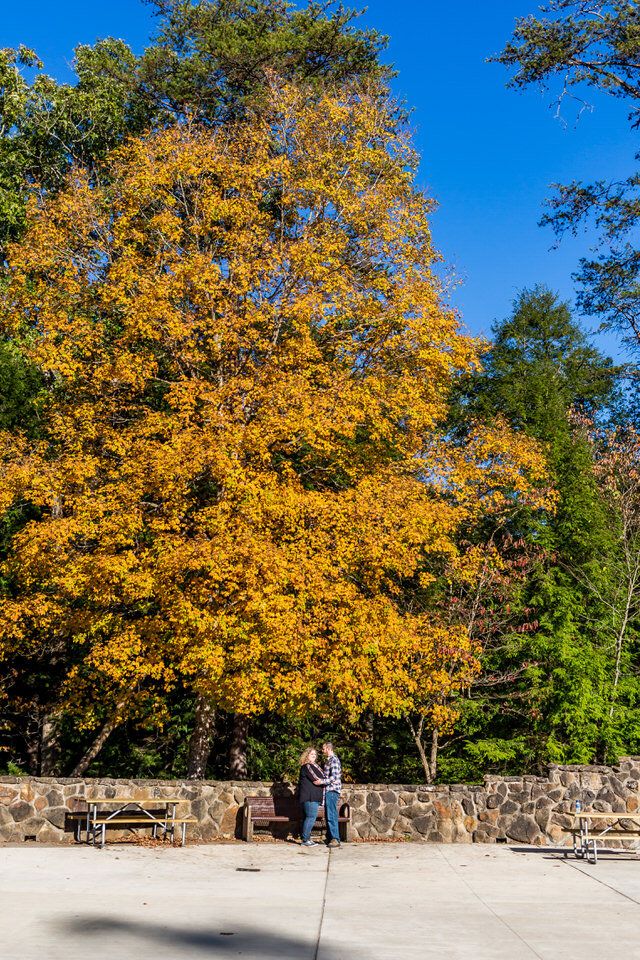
left=245, top=795, right=303, bottom=819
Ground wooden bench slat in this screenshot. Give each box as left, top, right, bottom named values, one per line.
left=570, top=812, right=640, bottom=819
left=567, top=828, right=640, bottom=835
left=89, top=809, right=177, bottom=816
left=247, top=811, right=350, bottom=820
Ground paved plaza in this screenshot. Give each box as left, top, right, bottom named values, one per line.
left=2, top=841, right=640, bottom=959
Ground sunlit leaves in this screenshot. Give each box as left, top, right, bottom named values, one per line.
left=0, top=82, right=550, bottom=735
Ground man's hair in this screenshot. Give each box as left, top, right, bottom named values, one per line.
left=323, top=741, right=334, bottom=751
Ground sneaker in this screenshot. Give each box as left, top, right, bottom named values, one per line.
left=302, top=840, right=319, bottom=847
left=327, top=839, right=341, bottom=848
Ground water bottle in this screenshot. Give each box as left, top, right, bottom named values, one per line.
left=576, top=799, right=582, bottom=814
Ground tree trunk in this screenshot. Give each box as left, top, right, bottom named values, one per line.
left=70, top=693, right=129, bottom=777
left=40, top=714, right=61, bottom=776
left=363, top=711, right=376, bottom=779
left=430, top=726, right=439, bottom=783
left=229, top=714, right=249, bottom=780
left=187, top=693, right=216, bottom=780
left=406, top=715, right=437, bottom=784
left=25, top=722, right=39, bottom=776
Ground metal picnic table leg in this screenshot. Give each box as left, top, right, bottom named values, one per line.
left=577, top=816, right=588, bottom=858
left=583, top=818, right=590, bottom=859
left=572, top=820, right=581, bottom=858
left=181, top=821, right=186, bottom=846
left=91, top=804, right=98, bottom=846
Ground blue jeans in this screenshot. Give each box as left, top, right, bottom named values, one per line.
left=324, top=790, right=340, bottom=842
left=302, top=801, right=320, bottom=842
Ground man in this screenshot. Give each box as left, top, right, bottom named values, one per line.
left=321, top=741, right=342, bottom=848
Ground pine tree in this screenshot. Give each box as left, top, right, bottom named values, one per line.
left=447, top=286, right=626, bottom=773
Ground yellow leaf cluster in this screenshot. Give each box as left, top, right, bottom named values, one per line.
left=0, top=82, right=550, bottom=729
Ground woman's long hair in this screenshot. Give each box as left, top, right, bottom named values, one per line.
left=298, top=746, right=318, bottom=767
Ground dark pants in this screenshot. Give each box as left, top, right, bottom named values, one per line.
left=302, top=801, right=320, bottom=842
left=325, top=790, right=340, bottom=842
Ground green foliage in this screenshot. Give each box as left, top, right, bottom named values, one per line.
left=493, top=2, right=640, bottom=351
left=493, top=1, right=640, bottom=106
left=451, top=285, right=622, bottom=439
left=0, top=338, right=45, bottom=436
left=442, top=286, right=630, bottom=777
left=139, top=0, right=392, bottom=120
left=0, top=760, right=28, bottom=777
left=0, top=42, right=153, bottom=249
left=0, top=0, right=390, bottom=252
left=75, top=692, right=195, bottom=779
left=62, top=708, right=428, bottom=784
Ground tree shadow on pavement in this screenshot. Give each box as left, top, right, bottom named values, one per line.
left=61, top=916, right=357, bottom=959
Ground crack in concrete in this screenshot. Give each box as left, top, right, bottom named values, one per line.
left=556, top=852, right=640, bottom=906
left=313, top=848, right=332, bottom=960
left=437, top=846, right=545, bottom=960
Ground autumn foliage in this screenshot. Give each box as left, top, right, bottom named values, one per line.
left=0, top=82, right=549, bottom=760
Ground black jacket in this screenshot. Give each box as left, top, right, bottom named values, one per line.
left=298, top=762, right=325, bottom=804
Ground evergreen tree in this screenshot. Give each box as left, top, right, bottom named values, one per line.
left=0, top=0, right=390, bottom=253
left=447, top=286, right=628, bottom=773
left=453, top=285, right=620, bottom=436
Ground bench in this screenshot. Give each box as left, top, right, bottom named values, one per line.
left=242, top=795, right=351, bottom=842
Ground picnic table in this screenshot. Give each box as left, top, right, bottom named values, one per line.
left=81, top=796, right=196, bottom=848
left=569, top=810, right=640, bottom=863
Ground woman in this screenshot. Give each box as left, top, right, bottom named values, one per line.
left=297, top=746, right=326, bottom=847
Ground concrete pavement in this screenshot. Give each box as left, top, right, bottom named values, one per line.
left=1, top=841, right=640, bottom=959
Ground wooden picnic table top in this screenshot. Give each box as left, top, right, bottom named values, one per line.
left=91, top=816, right=196, bottom=824
left=84, top=797, right=186, bottom=805
left=570, top=811, right=640, bottom=820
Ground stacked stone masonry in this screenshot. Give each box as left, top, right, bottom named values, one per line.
left=2, top=757, right=640, bottom=845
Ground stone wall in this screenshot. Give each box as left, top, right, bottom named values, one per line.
left=2, top=757, right=640, bottom=844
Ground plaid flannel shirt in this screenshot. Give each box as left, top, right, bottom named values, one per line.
left=323, top=753, right=342, bottom=793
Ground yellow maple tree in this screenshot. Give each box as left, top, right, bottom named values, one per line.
left=0, top=81, right=550, bottom=774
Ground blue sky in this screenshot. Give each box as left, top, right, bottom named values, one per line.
left=3, top=0, right=634, bottom=358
